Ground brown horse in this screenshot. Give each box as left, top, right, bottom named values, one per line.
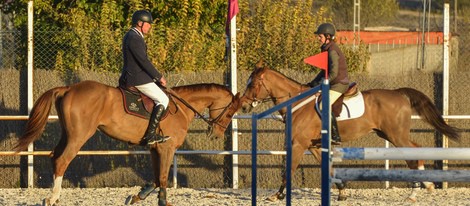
left=240, top=62, right=460, bottom=202
left=14, top=80, right=240, bottom=206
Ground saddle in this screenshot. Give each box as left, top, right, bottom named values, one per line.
left=332, top=82, right=359, bottom=117
left=317, top=82, right=359, bottom=117
left=118, top=86, right=170, bottom=120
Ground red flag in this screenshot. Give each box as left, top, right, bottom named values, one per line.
left=226, top=0, right=239, bottom=36
left=304, top=51, right=329, bottom=79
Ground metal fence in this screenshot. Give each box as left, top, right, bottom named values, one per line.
left=1, top=1, right=470, bottom=189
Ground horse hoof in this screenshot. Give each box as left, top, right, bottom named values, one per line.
left=337, top=195, right=348, bottom=201
left=425, top=184, right=435, bottom=192
left=266, top=195, right=280, bottom=202
left=407, top=197, right=417, bottom=202
left=125, top=195, right=140, bottom=205
left=158, top=199, right=167, bottom=206
left=43, top=198, right=59, bottom=206
left=42, top=198, right=49, bottom=206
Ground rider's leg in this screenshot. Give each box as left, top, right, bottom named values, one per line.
left=329, top=90, right=342, bottom=144
left=135, top=82, right=170, bottom=145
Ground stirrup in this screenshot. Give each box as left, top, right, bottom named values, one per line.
left=331, top=140, right=341, bottom=145
left=147, top=135, right=171, bottom=145
left=331, top=136, right=341, bottom=145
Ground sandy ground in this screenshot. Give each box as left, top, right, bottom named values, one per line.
left=1, top=187, right=470, bottom=206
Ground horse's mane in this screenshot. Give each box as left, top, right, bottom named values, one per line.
left=171, top=83, right=231, bottom=94
left=258, top=66, right=303, bottom=85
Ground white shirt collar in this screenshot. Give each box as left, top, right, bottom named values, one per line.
left=131, top=27, right=144, bottom=38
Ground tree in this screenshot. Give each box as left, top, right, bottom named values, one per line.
left=326, top=0, right=399, bottom=30
left=3, top=0, right=229, bottom=72
left=3, top=0, right=370, bottom=73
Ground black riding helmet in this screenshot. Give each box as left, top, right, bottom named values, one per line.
left=314, top=23, right=336, bottom=39
left=132, top=10, right=153, bottom=26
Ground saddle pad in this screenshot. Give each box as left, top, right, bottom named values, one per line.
left=337, top=92, right=365, bottom=121
left=119, top=88, right=151, bottom=119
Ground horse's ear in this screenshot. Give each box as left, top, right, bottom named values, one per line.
left=234, top=92, right=241, bottom=99
left=233, top=92, right=242, bottom=109
left=232, top=92, right=241, bottom=104
left=255, top=59, right=264, bottom=69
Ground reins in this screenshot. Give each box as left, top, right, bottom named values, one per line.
left=207, top=102, right=232, bottom=129
left=165, top=87, right=231, bottom=129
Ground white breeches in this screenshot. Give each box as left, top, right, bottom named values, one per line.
left=135, top=82, right=169, bottom=109
left=320, top=90, right=343, bottom=110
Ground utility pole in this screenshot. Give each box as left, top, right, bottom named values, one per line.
left=353, top=0, right=361, bottom=47
left=454, top=0, right=457, bottom=33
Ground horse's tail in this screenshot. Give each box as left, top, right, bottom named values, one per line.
left=14, top=86, right=70, bottom=152
left=396, top=87, right=461, bottom=142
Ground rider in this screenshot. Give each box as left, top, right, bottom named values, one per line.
left=119, top=10, right=170, bottom=145
left=307, top=23, right=349, bottom=145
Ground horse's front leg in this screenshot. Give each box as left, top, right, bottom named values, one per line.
left=125, top=148, right=159, bottom=205
left=267, top=142, right=308, bottom=202
left=126, top=147, right=166, bottom=205
left=335, top=182, right=348, bottom=201
left=153, top=144, right=176, bottom=206
left=266, top=181, right=287, bottom=202
left=125, top=182, right=157, bottom=205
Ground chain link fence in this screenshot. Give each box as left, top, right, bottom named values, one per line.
left=1, top=1, right=470, bottom=189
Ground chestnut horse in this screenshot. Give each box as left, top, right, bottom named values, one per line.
left=240, top=63, right=460, bottom=202
left=14, top=80, right=240, bottom=206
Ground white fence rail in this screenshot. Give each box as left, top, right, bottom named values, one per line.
left=1, top=114, right=469, bottom=188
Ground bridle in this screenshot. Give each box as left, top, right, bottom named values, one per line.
left=245, top=77, right=292, bottom=107
left=207, top=99, right=233, bottom=130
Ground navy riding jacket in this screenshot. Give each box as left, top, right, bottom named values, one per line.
left=119, top=28, right=162, bottom=88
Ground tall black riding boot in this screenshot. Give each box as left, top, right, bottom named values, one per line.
left=141, top=104, right=170, bottom=145
left=331, top=114, right=341, bottom=145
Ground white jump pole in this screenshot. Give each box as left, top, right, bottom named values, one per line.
left=334, top=147, right=470, bottom=161
left=334, top=168, right=470, bottom=182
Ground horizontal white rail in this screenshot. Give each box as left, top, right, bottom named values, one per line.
left=2, top=114, right=470, bottom=121
left=0, top=150, right=293, bottom=156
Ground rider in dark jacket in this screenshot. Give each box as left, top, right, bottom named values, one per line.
left=119, top=10, right=170, bottom=145
left=307, top=23, right=350, bottom=145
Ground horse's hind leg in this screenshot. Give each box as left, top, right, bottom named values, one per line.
left=404, top=152, right=435, bottom=202
left=44, top=134, right=68, bottom=206
left=405, top=158, right=435, bottom=203
left=402, top=141, right=435, bottom=196
left=386, top=131, right=434, bottom=202
left=46, top=128, right=93, bottom=205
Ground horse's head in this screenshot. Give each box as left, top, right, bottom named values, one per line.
left=240, top=60, right=273, bottom=113
left=206, top=92, right=241, bottom=139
